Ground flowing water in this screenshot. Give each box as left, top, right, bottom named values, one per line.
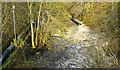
left=29, top=24, right=115, bottom=68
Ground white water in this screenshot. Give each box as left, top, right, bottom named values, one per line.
left=36, top=24, right=115, bottom=68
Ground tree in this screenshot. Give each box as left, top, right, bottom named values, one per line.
left=27, top=1, right=35, bottom=48
left=35, top=1, right=42, bottom=47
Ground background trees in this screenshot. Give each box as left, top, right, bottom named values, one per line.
left=1, top=2, right=120, bottom=68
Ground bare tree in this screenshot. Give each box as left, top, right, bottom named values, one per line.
left=27, top=1, right=35, bottom=48
left=35, top=1, right=42, bottom=47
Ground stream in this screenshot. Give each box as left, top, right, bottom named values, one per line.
left=28, top=24, right=115, bottom=68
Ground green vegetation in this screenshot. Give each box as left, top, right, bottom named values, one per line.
left=1, top=2, right=120, bottom=68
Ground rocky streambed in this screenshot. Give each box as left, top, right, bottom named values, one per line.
left=29, top=24, right=116, bottom=68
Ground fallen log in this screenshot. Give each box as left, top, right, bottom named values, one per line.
left=0, top=25, right=31, bottom=65
left=1, top=25, right=31, bottom=54
left=0, top=32, right=31, bottom=69
left=70, top=17, right=83, bottom=25
left=1, top=38, right=13, bottom=53
left=0, top=44, right=14, bottom=64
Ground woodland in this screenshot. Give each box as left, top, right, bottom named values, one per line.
left=0, top=1, right=120, bottom=68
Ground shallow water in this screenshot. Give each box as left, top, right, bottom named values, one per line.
left=31, top=24, right=115, bottom=68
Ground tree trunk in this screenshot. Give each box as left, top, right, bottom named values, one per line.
left=35, top=1, right=42, bottom=47
left=28, top=2, right=35, bottom=48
